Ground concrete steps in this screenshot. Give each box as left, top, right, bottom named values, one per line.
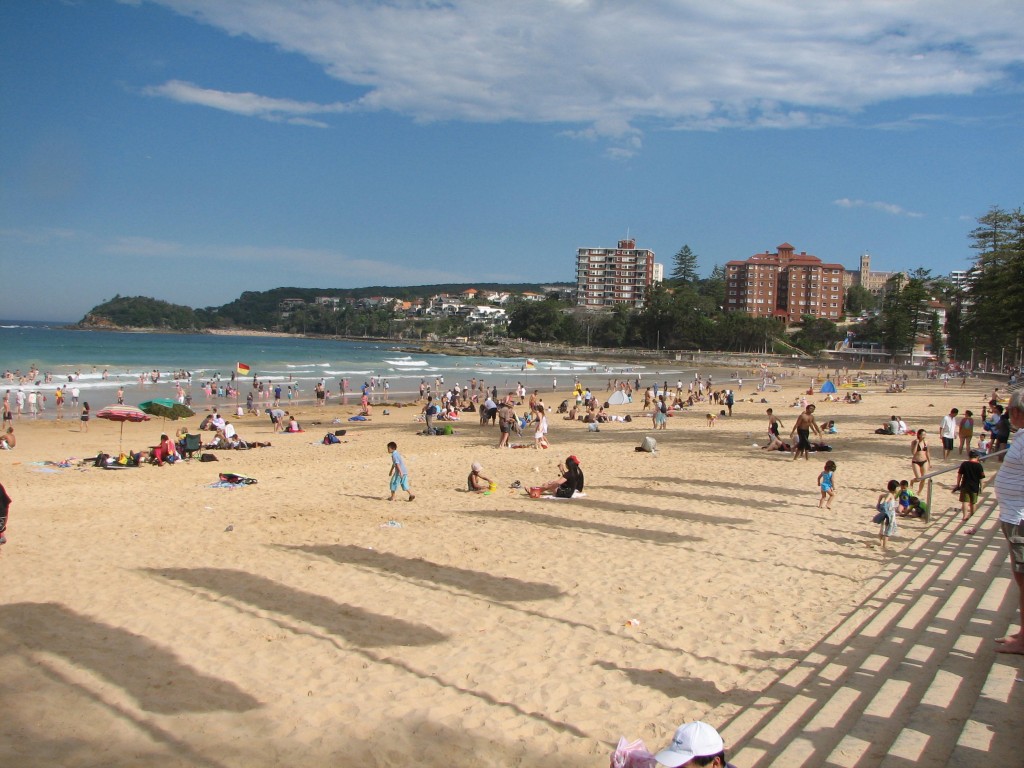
left=714, top=490, right=1020, bottom=767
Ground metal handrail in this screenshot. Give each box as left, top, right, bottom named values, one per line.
left=918, top=448, right=1007, bottom=515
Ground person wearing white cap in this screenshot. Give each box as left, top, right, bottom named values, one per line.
left=467, top=462, right=492, bottom=492
left=654, top=721, right=735, bottom=767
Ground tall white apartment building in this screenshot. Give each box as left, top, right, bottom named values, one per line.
left=576, top=239, right=656, bottom=309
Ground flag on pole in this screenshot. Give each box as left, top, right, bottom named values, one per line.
left=525, top=358, right=537, bottom=369
left=237, top=362, right=251, bottom=376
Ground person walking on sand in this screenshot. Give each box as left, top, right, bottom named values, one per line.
left=80, top=402, right=90, bottom=432
left=653, top=394, right=668, bottom=430
left=965, top=390, right=1024, bottom=654
left=817, top=460, right=836, bottom=509
left=766, top=407, right=783, bottom=445
left=497, top=402, right=513, bottom=448
left=533, top=405, right=549, bottom=449
left=875, top=479, right=899, bottom=551
left=954, top=449, right=985, bottom=524
left=958, top=409, right=975, bottom=455
left=422, top=395, right=436, bottom=434
left=910, top=428, right=932, bottom=493
left=387, top=441, right=414, bottom=502
left=790, top=404, right=821, bottom=461
left=940, top=407, right=958, bottom=459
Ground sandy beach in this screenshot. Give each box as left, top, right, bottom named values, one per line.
left=0, top=370, right=1012, bottom=767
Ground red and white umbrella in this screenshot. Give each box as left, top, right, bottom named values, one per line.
left=96, top=404, right=151, bottom=450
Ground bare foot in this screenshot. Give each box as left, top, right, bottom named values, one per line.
left=964, top=527, right=977, bottom=536
left=995, top=639, right=1024, bottom=655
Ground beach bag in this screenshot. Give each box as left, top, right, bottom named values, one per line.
left=588, top=423, right=600, bottom=432
left=323, top=432, right=340, bottom=445
left=610, top=736, right=657, bottom=768
left=200, top=453, right=218, bottom=462
left=636, top=436, right=657, bottom=453
left=219, top=473, right=256, bottom=485
left=872, top=502, right=890, bottom=525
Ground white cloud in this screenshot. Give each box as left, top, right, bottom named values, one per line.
left=142, top=80, right=348, bottom=125
left=141, top=0, right=1024, bottom=148
left=834, top=198, right=925, bottom=218
left=97, top=233, right=457, bottom=284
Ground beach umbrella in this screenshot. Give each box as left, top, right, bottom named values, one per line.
left=138, top=398, right=195, bottom=421
left=95, top=404, right=151, bottom=451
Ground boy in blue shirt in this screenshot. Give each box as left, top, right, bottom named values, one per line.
left=387, top=441, right=415, bottom=501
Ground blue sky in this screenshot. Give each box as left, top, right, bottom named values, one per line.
left=2, top=0, right=1022, bottom=322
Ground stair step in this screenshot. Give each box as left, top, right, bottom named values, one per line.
left=720, top=493, right=1013, bottom=768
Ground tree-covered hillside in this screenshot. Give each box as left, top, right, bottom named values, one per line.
left=76, top=295, right=201, bottom=330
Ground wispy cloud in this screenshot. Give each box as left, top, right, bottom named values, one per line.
left=98, top=234, right=457, bottom=284
left=834, top=198, right=925, bottom=218
left=142, top=80, right=347, bottom=126
left=141, top=0, right=1024, bottom=152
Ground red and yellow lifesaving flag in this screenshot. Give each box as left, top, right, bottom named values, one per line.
left=237, top=362, right=251, bottom=376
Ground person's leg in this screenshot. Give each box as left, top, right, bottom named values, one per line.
left=997, top=524, right=1024, bottom=648
left=996, top=570, right=1024, bottom=651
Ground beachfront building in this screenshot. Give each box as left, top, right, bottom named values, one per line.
left=843, top=252, right=903, bottom=295
left=575, top=238, right=656, bottom=309
left=725, top=243, right=845, bottom=324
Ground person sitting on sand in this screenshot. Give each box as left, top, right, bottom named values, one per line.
left=286, top=415, right=301, bottom=432
left=150, top=434, right=179, bottom=465
left=653, top=721, right=733, bottom=768
left=0, top=426, right=15, bottom=450
left=542, top=455, right=584, bottom=498
left=467, top=462, right=492, bottom=492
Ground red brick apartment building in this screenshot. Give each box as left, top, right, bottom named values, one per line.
left=725, top=243, right=845, bottom=324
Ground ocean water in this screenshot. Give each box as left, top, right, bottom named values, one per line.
left=0, top=321, right=656, bottom=403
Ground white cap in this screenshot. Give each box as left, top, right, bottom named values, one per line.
left=654, top=722, right=725, bottom=767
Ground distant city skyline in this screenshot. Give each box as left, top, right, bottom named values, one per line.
left=2, top=1, right=1022, bottom=321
